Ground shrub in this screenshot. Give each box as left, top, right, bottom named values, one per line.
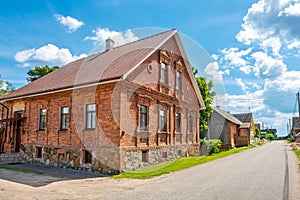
left=200, top=139, right=222, bottom=155
left=265, top=133, right=274, bottom=141
left=287, top=136, right=295, bottom=142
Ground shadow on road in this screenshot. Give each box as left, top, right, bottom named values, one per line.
left=0, top=163, right=110, bottom=187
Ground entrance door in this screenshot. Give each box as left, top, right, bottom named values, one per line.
left=14, top=112, right=23, bottom=152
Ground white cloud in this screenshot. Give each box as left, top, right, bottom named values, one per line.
left=287, top=40, right=300, bottom=49
left=239, top=65, right=252, bottom=74
left=14, top=44, right=87, bottom=67
left=252, top=52, right=286, bottom=79
left=260, top=37, right=282, bottom=57
left=211, top=54, right=218, bottom=60
left=223, top=69, right=230, bottom=75
left=266, top=70, right=300, bottom=92
left=279, top=2, right=300, bottom=16
left=204, top=62, right=223, bottom=84
left=236, top=0, right=300, bottom=47
left=84, top=28, right=139, bottom=49
left=54, top=14, right=84, bottom=33
left=221, top=47, right=252, bottom=67
left=236, top=78, right=249, bottom=93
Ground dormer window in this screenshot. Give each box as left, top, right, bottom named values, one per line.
left=161, top=63, right=168, bottom=85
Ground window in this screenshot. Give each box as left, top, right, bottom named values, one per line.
left=36, top=147, right=42, bottom=158
left=161, top=63, right=168, bottom=84
left=160, top=109, right=167, bottom=132
left=176, top=113, right=181, bottom=132
left=86, top=104, right=96, bottom=129
left=176, top=71, right=182, bottom=90
left=39, top=109, right=47, bottom=130
left=142, top=150, right=149, bottom=162
left=140, top=105, right=148, bottom=131
left=60, top=107, right=69, bottom=130
left=188, top=116, right=193, bottom=133
left=84, top=150, right=92, bottom=164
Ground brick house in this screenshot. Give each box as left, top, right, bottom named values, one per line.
left=291, top=117, right=300, bottom=142
left=0, top=29, right=205, bottom=172
left=206, top=106, right=250, bottom=148
left=233, top=113, right=255, bottom=143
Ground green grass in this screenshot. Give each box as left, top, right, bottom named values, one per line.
left=0, top=165, right=44, bottom=175
left=292, top=147, right=300, bottom=169
left=113, top=146, right=253, bottom=179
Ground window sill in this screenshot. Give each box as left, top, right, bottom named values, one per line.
left=159, top=82, right=170, bottom=89
left=84, top=128, right=96, bottom=131
left=175, top=132, right=183, bottom=135
left=157, top=131, right=169, bottom=134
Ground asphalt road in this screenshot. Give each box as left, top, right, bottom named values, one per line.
left=106, top=141, right=300, bottom=200
left=0, top=141, right=299, bottom=200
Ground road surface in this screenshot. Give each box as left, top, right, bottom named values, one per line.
left=0, top=141, right=299, bottom=200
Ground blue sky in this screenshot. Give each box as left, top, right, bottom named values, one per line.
left=1, top=0, right=300, bottom=136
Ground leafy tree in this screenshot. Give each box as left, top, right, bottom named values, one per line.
left=193, top=68, right=216, bottom=131
left=27, top=65, right=60, bottom=82
left=0, top=74, right=14, bottom=97
left=255, top=127, right=261, bottom=138
left=265, top=133, right=274, bottom=141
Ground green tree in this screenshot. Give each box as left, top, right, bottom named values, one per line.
left=27, top=65, right=60, bottom=82
left=193, top=68, right=216, bottom=131
left=0, top=74, right=14, bottom=97
left=255, top=127, right=261, bottom=138
left=265, top=133, right=274, bottom=141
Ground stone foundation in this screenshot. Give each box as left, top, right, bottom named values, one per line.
left=19, top=143, right=200, bottom=173
left=120, top=144, right=200, bottom=171
left=0, top=153, right=24, bottom=165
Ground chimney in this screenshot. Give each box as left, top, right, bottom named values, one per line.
left=105, top=38, right=114, bottom=51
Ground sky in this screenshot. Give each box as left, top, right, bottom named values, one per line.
left=1, top=0, right=300, bottom=136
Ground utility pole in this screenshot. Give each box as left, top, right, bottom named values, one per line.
left=297, top=90, right=300, bottom=117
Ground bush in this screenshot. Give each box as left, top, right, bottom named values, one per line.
left=287, top=136, right=295, bottom=142
left=265, top=133, right=274, bottom=141
left=200, top=139, right=222, bottom=155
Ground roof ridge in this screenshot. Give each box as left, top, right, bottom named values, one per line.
left=82, top=29, right=177, bottom=63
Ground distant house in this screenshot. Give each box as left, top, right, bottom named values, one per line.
left=261, top=128, right=277, bottom=139
left=0, top=29, right=205, bottom=172
left=233, top=113, right=255, bottom=143
left=254, top=123, right=261, bottom=131
left=292, top=117, right=300, bottom=142
left=205, top=106, right=250, bottom=148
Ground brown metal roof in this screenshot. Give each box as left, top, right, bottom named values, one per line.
left=0, top=29, right=205, bottom=108
left=1, top=30, right=177, bottom=100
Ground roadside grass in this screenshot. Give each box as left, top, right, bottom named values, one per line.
left=113, top=146, right=253, bottom=179
left=0, top=165, right=44, bottom=175
left=292, top=148, right=300, bottom=169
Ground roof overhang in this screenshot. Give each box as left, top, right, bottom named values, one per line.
left=0, top=77, right=122, bottom=103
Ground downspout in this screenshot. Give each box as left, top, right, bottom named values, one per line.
left=0, top=102, right=9, bottom=154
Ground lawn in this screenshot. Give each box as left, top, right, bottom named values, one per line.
left=113, top=146, right=253, bottom=179
left=292, top=147, right=300, bottom=169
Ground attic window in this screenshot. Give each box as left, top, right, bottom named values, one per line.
left=176, top=71, right=182, bottom=90
left=161, top=63, right=168, bottom=85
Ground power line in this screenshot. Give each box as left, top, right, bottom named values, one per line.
left=219, top=94, right=295, bottom=101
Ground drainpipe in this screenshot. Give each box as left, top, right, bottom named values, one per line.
left=0, top=102, right=9, bottom=154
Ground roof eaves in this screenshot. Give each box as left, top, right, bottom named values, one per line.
left=0, top=76, right=122, bottom=102
left=173, top=33, right=205, bottom=110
